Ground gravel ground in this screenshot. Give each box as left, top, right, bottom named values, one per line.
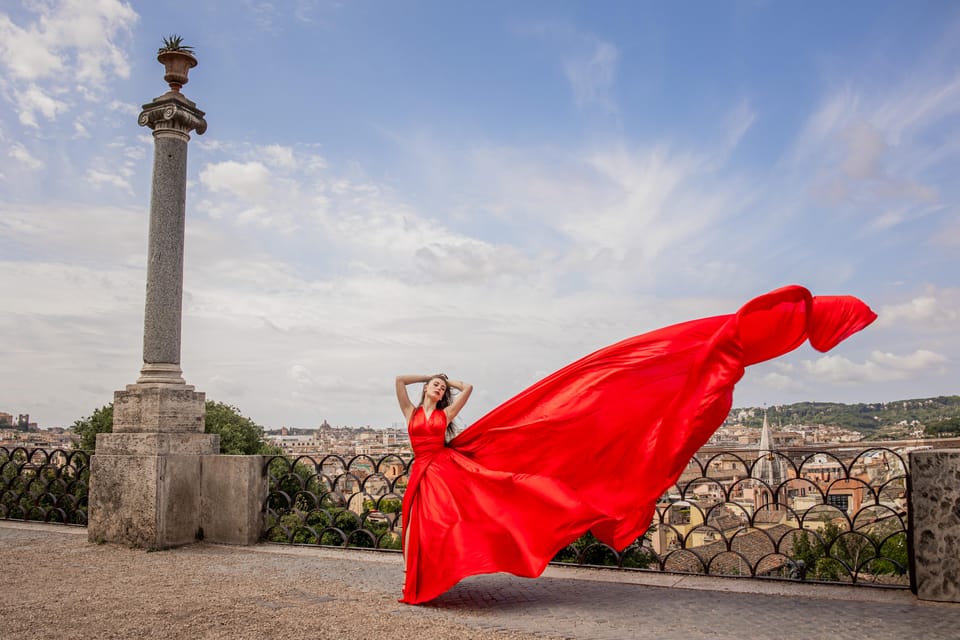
left=5, top=520, right=959, bottom=640
left=0, top=522, right=544, bottom=640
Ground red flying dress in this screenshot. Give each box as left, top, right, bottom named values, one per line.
left=399, top=285, right=877, bottom=604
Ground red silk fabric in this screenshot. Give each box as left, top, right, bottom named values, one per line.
left=400, top=285, right=876, bottom=604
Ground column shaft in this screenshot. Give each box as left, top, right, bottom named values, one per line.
left=143, top=133, right=189, bottom=366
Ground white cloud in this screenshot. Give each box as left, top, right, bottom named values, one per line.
left=879, top=296, right=938, bottom=323
left=0, top=201, right=145, bottom=265
left=260, top=144, right=298, bottom=169
left=86, top=169, right=132, bottom=194
left=0, top=14, right=64, bottom=79
left=9, top=142, right=44, bottom=170
left=870, top=349, right=947, bottom=371
left=199, top=160, right=272, bottom=198
left=8, top=0, right=136, bottom=84
left=800, top=349, right=948, bottom=384
left=108, top=99, right=140, bottom=117
left=16, top=84, right=69, bottom=127
left=413, top=239, right=529, bottom=283
left=0, top=0, right=138, bottom=127
left=755, top=370, right=796, bottom=392
left=876, top=289, right=960, bottom=329
left=0, top=14, right=63, bottom=79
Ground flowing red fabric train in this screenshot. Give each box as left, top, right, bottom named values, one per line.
left=399, top=285, right=877, bottom=604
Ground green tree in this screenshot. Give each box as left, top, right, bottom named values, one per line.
left=791, top=522, right=906, bottom=581
left=71, top=401, right=272, bottom=455
left=204, top=401, right=272, bottom=455
left=362, top=497, right=403, bottom=514
left=553, top=529, right=656, bottom=569
left=72, top=404, right=114, bottom=451
left=790, top=526, right=844, bottom=581
left=925, top=416, right=960, bottom=437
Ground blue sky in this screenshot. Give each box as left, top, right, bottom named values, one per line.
left=1, top=1, right=958, bottom=430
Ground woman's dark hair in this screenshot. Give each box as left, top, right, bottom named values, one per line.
left=419, top=374, right=458, bottom=440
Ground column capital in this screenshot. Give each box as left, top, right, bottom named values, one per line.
left=139, top=92, right=207, bottom=140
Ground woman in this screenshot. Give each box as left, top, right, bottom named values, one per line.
left=395, top=285, right=877, bottom=604
left=396, top=371, right=603, bottom=604
left=395, top=373, right=472, bottom=442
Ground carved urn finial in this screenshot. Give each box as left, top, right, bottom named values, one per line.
left=156, top=34, right=197, bottom=93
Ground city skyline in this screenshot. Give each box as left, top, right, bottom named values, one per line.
left=1, top=1, right=958, bottom=429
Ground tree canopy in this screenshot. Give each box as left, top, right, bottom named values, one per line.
left=72, top=404, right=114, bottom=451
left=925, top=416, right=960, bottom=437
left=205, top=400, right=275, bottom=455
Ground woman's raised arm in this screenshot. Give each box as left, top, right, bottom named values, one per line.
left=443, top=379, right=473, bottom=423
left=396, top=374, right=429, bottom=423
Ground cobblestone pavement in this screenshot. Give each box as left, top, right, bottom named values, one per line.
left=3, top=521, right=960, bottom=640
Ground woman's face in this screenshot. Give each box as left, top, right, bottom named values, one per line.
left=424, top=377, right=447, bottom=403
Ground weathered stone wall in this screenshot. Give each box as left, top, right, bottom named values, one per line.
left=200, top=455, right=267, bottom=545
left=909, top=449, right=960, bottom=603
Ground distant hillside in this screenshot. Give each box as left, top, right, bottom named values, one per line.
left=727, top=396, right=960, bottom=437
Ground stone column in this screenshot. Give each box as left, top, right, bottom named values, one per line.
left=909, top=449, right=960, bottom=603
left=136, top=90, right=207, bottom=385
left=88, top=48, right=219, bottom=549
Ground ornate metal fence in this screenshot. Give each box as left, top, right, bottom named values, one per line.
left=0, top=446, right=90, bottom=525
left=263, top=447, right=910, bottom=588
left=264, top=454, right=408, bottom=550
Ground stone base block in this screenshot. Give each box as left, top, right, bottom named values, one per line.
left=88, top=453, right=204, bottom=548
left=113, top=383, right=205, bottom=433
left=909, top=449, right=960, bottom=603
left=200, top=455, right=268, bottom=545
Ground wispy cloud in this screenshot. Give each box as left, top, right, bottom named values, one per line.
left=86, top=168, right=133, bottom=194
left=787, top=65, right=959, bottom=236
left=564, top=40, right=619, bottom=114
left=723, top=100, right=757, bottom=153
left=521, top=20, right=620, bottom=115
left=14, top=84, right=69, bottom=127
left=9, top=142, right=44, bottom=170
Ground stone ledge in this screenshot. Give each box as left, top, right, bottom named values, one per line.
left=96, top=432, right=219, bottom=455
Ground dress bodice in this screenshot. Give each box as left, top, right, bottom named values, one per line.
left=407, top=407, right=447, bottom=457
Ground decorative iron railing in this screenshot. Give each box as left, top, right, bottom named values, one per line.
left=0, top=446, right=90, bottom=526
left=263, top=447, right=910, bottom=588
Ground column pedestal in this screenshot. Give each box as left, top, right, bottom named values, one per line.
left=87, top=383, right=219, bottom=548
